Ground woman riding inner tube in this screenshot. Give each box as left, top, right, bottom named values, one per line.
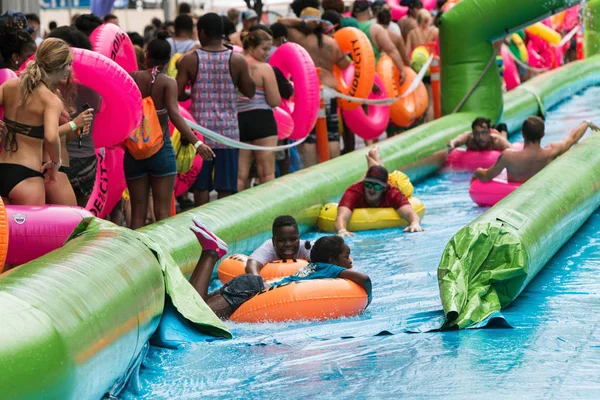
left=189, top=219, right=372, bottom=322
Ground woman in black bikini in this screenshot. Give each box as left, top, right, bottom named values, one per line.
left=0, top=38, right=71, bottom=205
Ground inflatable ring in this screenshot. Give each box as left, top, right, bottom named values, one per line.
left=510, top=33, right=529, bottom=63
left=317, top=197, right=426, bottom=232
left=341, top=66, right=389, bottom=140
left=269, top=43, right=319, bottom=140
left=501, top=44, right=520, bottom=91
left=87, top=146, right=127, bottom=219
left=525, top=22, right=561, bottom=46
left=333, top=27, right=375, bottom=111
left=90, top=23, right=138, bottom=73
left=469, top=177, right=522, bottom=207
left=66, top=48, right=142, bottom=148
left=217, top=254, right=309, bottom=284
left=0, top=197, right=8, bottom=272
left=446, top=142, right=523, bottom=171
left=377, top=55, right=428, bottom=127
left=5, top=205, right=92, bottom=267
left=273, top=105, right=294, bottom=140
left=0, top=69, right=17, bottom=120
left=230, top=279, right=368, bottom=323
left=170, top=106, right=205, bottom=197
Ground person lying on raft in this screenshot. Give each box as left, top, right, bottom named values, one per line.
left=335, top=146, right=423, bottom=237
left=245, top=215, right=312, bottom=276
left=473, top=116, right=600, bottom=183
left=189, top=218, right=372, bottom=319
left=447, top=117, right=511, bottom=152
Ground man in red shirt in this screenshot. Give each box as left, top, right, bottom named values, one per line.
left=335, top=153, right=423, bottom=236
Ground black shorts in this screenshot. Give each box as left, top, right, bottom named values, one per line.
left=63, top=155, right=98, bottom=198
left=238, top=109, right=278, bottom=142
left=305, top=97, right=339, bottom=144
left=219, top=274, right=266, bottom=311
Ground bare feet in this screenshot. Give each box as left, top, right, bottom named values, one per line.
left=366, top=145, right=384, bottom=168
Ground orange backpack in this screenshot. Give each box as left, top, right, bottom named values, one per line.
left=126, top=67, right=165, bottom=160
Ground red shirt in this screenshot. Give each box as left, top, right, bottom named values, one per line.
left=338, top=182, right=410, bottom=211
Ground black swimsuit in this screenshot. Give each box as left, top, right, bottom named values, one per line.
left=0, top=118, right=46, bottom=198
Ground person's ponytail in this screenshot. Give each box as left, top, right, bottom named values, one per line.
left=20, top=60, right=46, bottom=103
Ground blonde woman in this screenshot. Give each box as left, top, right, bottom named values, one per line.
left=405, top=9, right=439, bottom=57
left=237, top=28, right=281, bottom=191
left=0, top=38, right=70, bottom=205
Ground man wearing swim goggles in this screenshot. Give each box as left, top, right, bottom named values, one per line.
left=335, top=146, right=423, bottom=236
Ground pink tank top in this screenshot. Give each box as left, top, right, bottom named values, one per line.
left=190, top=48, right=238, bottom=149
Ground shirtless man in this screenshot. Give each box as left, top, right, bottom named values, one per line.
left=280, top=0, right=351, bottom=166
left=448, top=117, right=511, bottom=152
left=473, top=116, right=600, bottom=183
left=399, top=0, right=423, bottom=39
left=377, top=8, right=410, bottom=66
left=353, top=0, right=406, bottom=79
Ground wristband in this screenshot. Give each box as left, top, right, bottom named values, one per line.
left=337, top=228, right=348, bottom=234
left=193, top=140, right=204, bottom=150
left=584, top=120, right=591, bottom=128
left=51, top=160, right=62, bottom=169
left=69, top=120, right=77, bottom=131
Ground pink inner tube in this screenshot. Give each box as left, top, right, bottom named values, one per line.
left=5, top=205, right=93, bottom=265
left=90, top=23, right=138, bottom=73
left=269, top=43, right=319, bottom=140
left=86, top=146, right=127, bottom=218
left=469, top=177, right=522, bottom=207
left=0, top=69, right=17, bottom=120
left=387, top=0, right=436, bottom=21
left=446, top=142, right=523, bottom=171
left=169, top=106, right=205, bottom=197
left=273, top=106, right=294, bottom=140
left=501, top=44, right=520, bottom=91
left=341, top=66, right=390, bottom=140
left=17, top=49, right=142, bottom=148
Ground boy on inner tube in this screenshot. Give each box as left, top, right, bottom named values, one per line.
left=473, top=116, right=600, bottom=183
left=245, top=215, right=312, bottom=276
left=447, top=117, right=511, bottom=152
left=335, top=146, right=423, bottom=236
left=188, top=218, right=372, bottom=319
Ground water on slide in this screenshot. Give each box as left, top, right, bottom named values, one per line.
left=124, top=87, right=600, bottom=399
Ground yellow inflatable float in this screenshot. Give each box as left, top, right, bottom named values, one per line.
left=317, top=197, right=426, bottom=232
left=317, top=170, right=425, bottom=232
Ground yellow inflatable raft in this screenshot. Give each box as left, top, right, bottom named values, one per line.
left=317, top=196, right=426, bottom=232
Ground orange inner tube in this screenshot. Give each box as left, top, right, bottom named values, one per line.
left=230, top=278, right=368, bottom=323
left=333, top=27, right=376, bottom=111
left=0, top=197, right=9, bottom=273
left=218, top=254, right=309, bottom=284
left=377, top=55, right=429, bottom=127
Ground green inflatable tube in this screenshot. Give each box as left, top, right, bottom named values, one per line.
left=584, top=0, right=600, bottom=57
left=0, top=219, right=165, bottom=399
left=440, top=0, right=580, bottom=119
left=438, top=132, right=600, bottom=329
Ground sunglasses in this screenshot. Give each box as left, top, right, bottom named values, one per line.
left=364, top=181, right=386, bottom=191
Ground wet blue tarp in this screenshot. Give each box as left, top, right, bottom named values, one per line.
left=123, top=87, right=600, bottom=399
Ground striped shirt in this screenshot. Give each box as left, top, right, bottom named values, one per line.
left=236, top=88, right=271, bottom=113
left=190, top=48, right=239, bottom=148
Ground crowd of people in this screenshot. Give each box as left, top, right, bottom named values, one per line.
left=0, top=0, right=587, bottom=232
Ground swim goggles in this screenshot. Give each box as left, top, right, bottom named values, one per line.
left=364, top=181, right=387, bottom=191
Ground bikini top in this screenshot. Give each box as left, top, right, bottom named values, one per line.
left=3, top=118, right=45, bottom=152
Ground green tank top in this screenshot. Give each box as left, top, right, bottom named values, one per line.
left=357, top=20, right=381, bottom=62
